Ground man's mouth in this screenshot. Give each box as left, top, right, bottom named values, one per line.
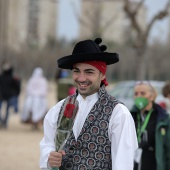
left=77, top=82, right=90, bottom=88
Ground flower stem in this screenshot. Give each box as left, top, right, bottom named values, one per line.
left=51, top=167, right=58, bottom=170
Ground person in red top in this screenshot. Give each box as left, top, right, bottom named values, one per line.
left=162, top=82, right=170, bottom=114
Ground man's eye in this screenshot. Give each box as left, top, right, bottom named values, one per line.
left=86, top=71, right=93, bottom=74
left=73, top=70, right=79, bottom=73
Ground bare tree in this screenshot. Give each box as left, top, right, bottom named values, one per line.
left=123, top=0, right=170, bottom=80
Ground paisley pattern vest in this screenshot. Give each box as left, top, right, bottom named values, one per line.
left=58, top=85, right=119, bottom=170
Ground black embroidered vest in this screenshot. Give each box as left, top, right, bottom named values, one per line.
left=58, top=86, right=119, bottom=170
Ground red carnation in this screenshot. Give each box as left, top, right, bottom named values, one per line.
left=63, top=104, right=75, bottom=118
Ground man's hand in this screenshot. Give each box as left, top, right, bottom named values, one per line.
left=48, top=150, right=66, bottom=168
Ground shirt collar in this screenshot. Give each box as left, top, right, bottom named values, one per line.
left=77, top=92, right=98, bottom=102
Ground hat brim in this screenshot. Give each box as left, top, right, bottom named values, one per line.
left=57, top=52, right=119, bottom=69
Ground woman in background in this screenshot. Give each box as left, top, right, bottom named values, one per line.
left=21, top=67, right=48, bottom=129
left=130, top=81, right=170, bottom=170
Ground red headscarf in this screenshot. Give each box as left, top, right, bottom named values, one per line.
left=84, top=61, right=108, bottom=86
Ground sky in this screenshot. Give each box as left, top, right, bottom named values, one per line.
left=57, top=0, right=169, bottom=43
left=144, top=0, right=169, bottom=43
left=57, top=0, right=80, bottom=41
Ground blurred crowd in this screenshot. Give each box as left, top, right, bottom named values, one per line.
left=0, top=63, right=49, bottom=130
left=0, top=64, right=75, bottom=130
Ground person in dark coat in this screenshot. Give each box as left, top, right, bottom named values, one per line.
left=130, top=81, right=170, bottom=170
left=0, top=63, right=21, bottom=128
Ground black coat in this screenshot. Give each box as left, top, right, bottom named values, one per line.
left=0, top=68, right=20, bottom=100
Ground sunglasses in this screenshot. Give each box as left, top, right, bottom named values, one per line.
left=135, top=81, right=151, bottom=86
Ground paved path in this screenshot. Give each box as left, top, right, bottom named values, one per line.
left=0, top=81, right=57, bottom=170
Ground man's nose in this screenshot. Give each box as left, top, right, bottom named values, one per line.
left=77, top=73, right=86, bottom=81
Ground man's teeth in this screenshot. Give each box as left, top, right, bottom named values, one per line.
left=79, top=83, right=88, bottom=87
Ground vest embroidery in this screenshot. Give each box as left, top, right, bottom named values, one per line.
left=57, top=85, right=119, bottom=170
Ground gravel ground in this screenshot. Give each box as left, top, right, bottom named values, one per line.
left=0, top=81, right=57, bottom=170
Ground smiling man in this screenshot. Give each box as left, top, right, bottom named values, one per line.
left=72, top=62, right=106, bottom=98
left=39, top=38, right=138, bottom=170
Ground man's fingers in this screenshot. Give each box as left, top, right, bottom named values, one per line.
left=48, top=151, right=65, bottom=168
left=48, top=160, right=61, bottom=168
left=59, top=150, right=66, bottom=156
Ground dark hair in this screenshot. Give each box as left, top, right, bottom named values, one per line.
left=162, top=82, right=170, bottom=97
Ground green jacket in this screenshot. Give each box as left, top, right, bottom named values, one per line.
left=131, top=103, right=170, bottom=170
left=155, top=104, right=170, bottom=170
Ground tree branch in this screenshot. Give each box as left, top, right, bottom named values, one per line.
left=123, top=0, right=142, bottom=34
left=145, top=0, right=170, bottom=38
left=133, top=0, right=145, bottom=15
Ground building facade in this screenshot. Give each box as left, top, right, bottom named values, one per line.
left=0, top=0, right=57, bottom=53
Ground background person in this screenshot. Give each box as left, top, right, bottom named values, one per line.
left=0, top=63, right=21, bottom=129
left=68, top=85, right=76, bottom=96
left=39, top=38, right=138, bottom=170
left=21, top=67, right=48, bottom=130
left=130, top=81, right=170, bottom=170
left=162, top=82, right=170, bottom=114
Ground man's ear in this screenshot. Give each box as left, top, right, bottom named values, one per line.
left=101, top=73, right=106, bottom=80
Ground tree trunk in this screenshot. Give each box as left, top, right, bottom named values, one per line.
left=135, top=47, right=147, bottom=80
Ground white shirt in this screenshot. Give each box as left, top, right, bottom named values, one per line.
left=39, top=93, right=138, bottom=170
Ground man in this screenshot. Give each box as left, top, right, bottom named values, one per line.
left=40, top=38, right=138, bottom=170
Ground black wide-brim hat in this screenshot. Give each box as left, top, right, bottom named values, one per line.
left=57, top=38, right=119, bottom=69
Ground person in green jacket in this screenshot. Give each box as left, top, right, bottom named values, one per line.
left=130, top=81, right=170, bottom=170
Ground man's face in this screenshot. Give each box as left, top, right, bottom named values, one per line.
left=72, top=63, right=106, bottom=98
